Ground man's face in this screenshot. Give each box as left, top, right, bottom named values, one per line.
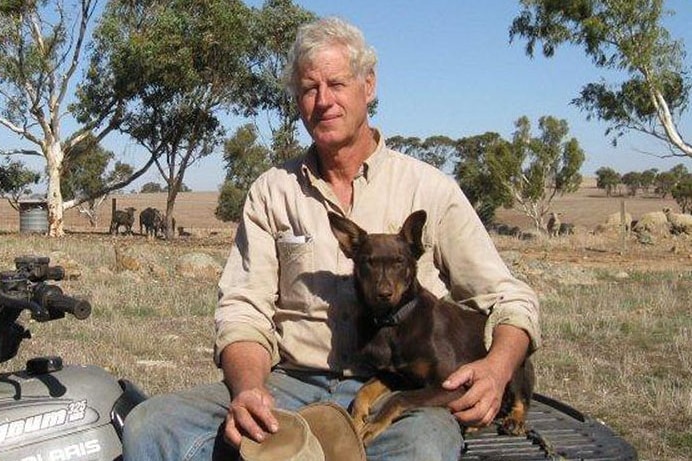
left=296, top=45, right=376, bottom=151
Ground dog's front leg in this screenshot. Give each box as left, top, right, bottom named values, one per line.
left=360, top=391, right=410, bottom=445
left=361, top=385, right=467, bottom=445
left=351, top=378, right=392, bottom=434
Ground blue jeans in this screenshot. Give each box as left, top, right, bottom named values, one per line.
left=123, top=369, right=463, bottom=461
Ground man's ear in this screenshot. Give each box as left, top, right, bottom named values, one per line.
left=328, top=212, right=367, bottom=259
left=364, top=70, right=376, bottom=105
left=399, top=210, right=426, bottom=260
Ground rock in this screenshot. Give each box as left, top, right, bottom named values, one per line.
left=175, top=252, right=222, bottom=279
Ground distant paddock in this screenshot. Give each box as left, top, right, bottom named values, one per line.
left=0, top=185, right=681, bottom=236
left=0, top=192, right=233, bottom=237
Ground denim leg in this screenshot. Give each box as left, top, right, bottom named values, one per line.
left=122, top=372, right=336, bottom=461
left=122, top=382, right=234, bottom=461
left=123, top=372, right=463, bottom=461
left=364, top=407, right=464, bottom=461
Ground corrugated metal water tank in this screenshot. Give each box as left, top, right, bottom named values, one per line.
left=18, top=199, right=49, bottom=234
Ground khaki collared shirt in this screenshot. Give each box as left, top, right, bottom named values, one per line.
left=215, top=131, right=540, bottom=376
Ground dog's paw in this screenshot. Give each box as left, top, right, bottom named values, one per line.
left=500, top=417, right=528, bottom=436
left=350, top=406, right=369, bottom=433
left=360, top=421, right=389, bottom=446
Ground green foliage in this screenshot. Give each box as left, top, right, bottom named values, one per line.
left=215, top=181, right=247, bottom=223
left=510, top=0, right=691, bottom=156
left=77, top=0, right=262, bottom=234
left=621, top=171, right=643, bottom=196
left=0, top=158, right=40, bottom=209
left=595, top=166, right=621, bottom=197
left=639, top=168, right=658, bottom=193
left=0, top=0, right=112, bottom=235
left=139, top=181, right=190, bottom=193
left=215, top=124, right=272, bottom=222
left=488, top=115, right=585, bottom=230
left=387, top=135, right=456, bottom=171
left=454, top=132, right=514, bottom=224
left=654, top=171, right=677, bottom=198
left=672, top=174, right=692, bottom=213
left=61, top=134, right=127, bottom=201
left=140, top=182, right=165, bottom=193
left=241, top=0, right=316, bottom=162
left=388, top=133, right=512, bottom=224
left=655, top=164, right=688, bottom=198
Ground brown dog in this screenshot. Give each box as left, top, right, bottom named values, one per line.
left=328, top=210, right=534, bottom=445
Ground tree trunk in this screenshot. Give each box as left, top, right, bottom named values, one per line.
left=45, top=141, right=66, bottom=237
left=164, top=188, right=178, bottom=240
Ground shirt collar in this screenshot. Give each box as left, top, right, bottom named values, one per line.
left=300, top=128, right=387, bottom=184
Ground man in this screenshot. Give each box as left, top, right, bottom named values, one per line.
left=123, top=17, right=540, bottom=461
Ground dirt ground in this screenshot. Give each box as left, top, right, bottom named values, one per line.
left=1, top=178, right=690, bottom=272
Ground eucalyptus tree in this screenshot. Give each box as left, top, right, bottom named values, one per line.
left=488, top=116, right=585, bottom=231
left=76, top=0, right=257, bottom=237
left=243, top=0, right=317, bottom=161
left=216, top=123, right=273, bottom=222
left=454, top=132, right=514, bottom=225
left=510, top=0, right=691, bottom=158
left=61, top=133, right=133, bottom=227
left=0, top=159, right=40, bottom=209
left=595, top=166, right=622, bottom=197
left=0, top=0, right=109, bottom=235
left=387, top=135, right=456, bottom=171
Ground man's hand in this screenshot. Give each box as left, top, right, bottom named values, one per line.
left=224, top=386, right=278, bottom=448
left=442, top=358, right=507, bottom=428
left=220, top=341, right=277, bottom=448
left=442, top=324, right=530, bottom=428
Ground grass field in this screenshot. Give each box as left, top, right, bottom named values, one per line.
left=1, top=182, right=690, bottom=460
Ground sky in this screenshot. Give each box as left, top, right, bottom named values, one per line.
left=2, top=0, right=692, bottom=192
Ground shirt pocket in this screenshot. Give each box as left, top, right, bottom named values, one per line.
left=276, top=240, right=316, bottom=311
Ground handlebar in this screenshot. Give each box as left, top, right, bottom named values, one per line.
left=33, top=285, right=92, bottom=320
left=0, top=256, right=92, bottom=363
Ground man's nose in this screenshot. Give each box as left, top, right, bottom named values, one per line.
left=315, top=84, right=335, bottom=107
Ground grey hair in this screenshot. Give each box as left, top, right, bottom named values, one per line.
left=283, top=17, right=377, bottom=98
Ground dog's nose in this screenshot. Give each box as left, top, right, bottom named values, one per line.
left=377, top=290, right=392, bottom=302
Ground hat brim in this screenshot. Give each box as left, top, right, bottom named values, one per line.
left=299, top=402, right=366, bottom=461
left=240, top=409, right=323, bottom=461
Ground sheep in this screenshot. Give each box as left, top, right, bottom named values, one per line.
left=110, top=207, right=136, bottom=235
left=558, top=222, right=575, bottom=236
left=632, top=211, right=670, bottom=236
left=139, top=207, right=165, bottom=238
left=546, top=212, right=561, bottom=237
left=663, top=208, right=692, bottom=235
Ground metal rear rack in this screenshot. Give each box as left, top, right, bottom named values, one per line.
left=462, top=393, right=637, bottom=460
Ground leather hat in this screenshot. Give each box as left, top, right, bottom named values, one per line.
left=240, top=402, right=366, bottom=461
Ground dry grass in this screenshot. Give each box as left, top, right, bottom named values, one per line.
left=1, top=184, right=691, bottom=460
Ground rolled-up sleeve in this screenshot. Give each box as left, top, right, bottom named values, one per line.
left=214, top=179, right=281, bottom=367
left=434, top=181, right=541, bottom=353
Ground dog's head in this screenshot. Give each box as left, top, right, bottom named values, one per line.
left=328, top=211, right=427, bottom=319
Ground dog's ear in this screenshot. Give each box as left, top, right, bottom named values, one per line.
left=328, top=212, right=367, bottom=259
left=400, top=210, right=426, bottom=259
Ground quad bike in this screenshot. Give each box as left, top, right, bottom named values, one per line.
left=0, top=256, right=147, bottom=461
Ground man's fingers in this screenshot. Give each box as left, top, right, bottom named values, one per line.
left=224, top=413, right=242, bottom=448
left=224, top=390, right=280, bottom=449
left=452, top=399, right=490, bottom=427
left=442, top=366, right=473, bottom=390
left=233, top=406, right=275, bottom=443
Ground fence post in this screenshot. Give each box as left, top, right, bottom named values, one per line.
left=620, top=199, right=627, bottom=254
